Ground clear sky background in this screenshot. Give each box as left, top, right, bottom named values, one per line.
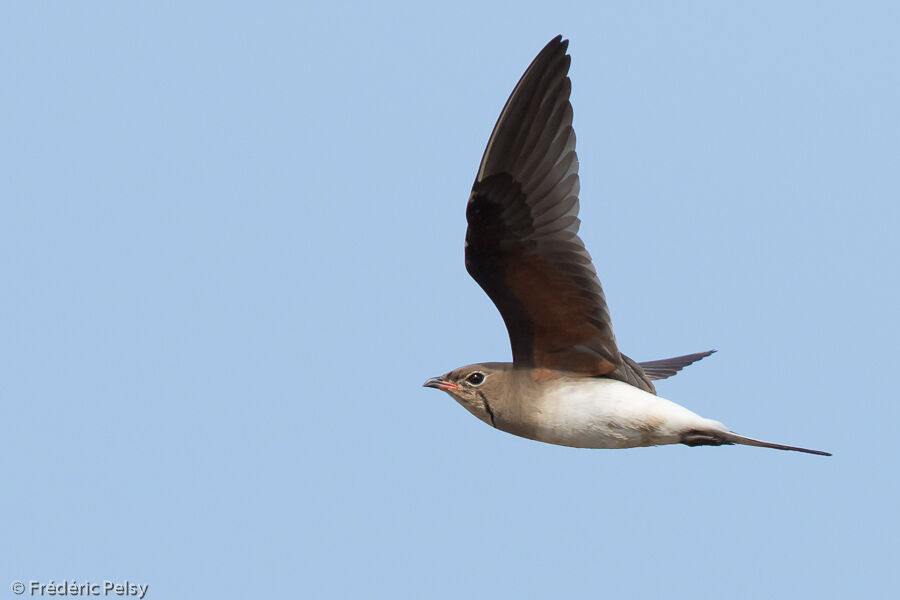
left=2, top=1, right=898, bottom=598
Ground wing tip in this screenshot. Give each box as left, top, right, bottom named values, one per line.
left=542, top=34, right=569, bottom=57
left=638, top=349, right=717, bottom=381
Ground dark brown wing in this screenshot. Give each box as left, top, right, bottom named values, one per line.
left=639, top=350, right=716, bottom=380
left=465, top=36, right=653, bottom=391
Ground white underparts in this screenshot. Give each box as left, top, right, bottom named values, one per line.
left=526, top=377, right=727, bottom=449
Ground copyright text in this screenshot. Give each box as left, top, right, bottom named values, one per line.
left=10, top=581, right=148, bottom=599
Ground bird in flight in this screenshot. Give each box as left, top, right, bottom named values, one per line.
left=424, top=36, right=830, bottom=456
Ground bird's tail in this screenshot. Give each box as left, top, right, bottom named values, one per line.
left=720, top=431, right=831, bottom=456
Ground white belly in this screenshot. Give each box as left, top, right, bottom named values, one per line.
left=527, top=378, right=726, bottom=449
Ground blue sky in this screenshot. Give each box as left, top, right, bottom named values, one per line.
left=2, top=1, right=898, bottom=598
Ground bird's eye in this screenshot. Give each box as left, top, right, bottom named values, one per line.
left=466, top=372, right=485, bottom=386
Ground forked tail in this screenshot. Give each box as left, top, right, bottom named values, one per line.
left=721, top=431, right=831, bottom=456
left=681, top=429, right=831, bottom=456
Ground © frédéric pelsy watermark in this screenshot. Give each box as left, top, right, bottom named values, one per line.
left=10, top=580, right=148, bottom=599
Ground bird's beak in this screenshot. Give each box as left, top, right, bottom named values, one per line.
left=423, top=376, right=459, bottom=391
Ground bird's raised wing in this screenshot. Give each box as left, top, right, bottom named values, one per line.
left=465, top=36, right=653, bottom=391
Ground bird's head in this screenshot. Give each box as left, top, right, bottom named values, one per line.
left=422, top=363, right=512, bottom=426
